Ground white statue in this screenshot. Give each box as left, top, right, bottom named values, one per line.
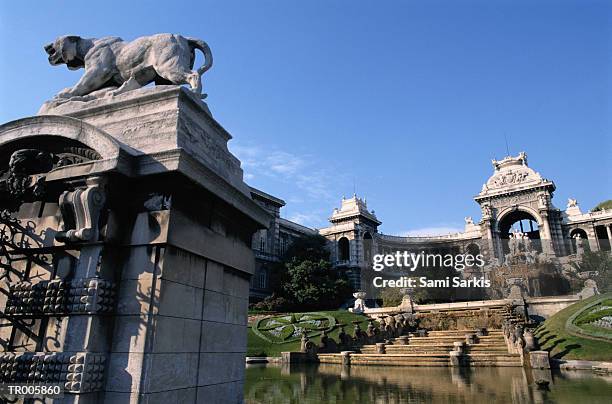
left=508, top=233, right=519, bottom=256
left=44, top=34, right=213, bottom=99
left=349, top=291, right=367, bottom=314
left=574, top=233, right=585, bottom=257
left=567, top=198, right=578, bottom=208
left=522, top=233, right=532, bottom=252
left=464, top=216, right=474, bottom=225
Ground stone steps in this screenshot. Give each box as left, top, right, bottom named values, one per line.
left=468, top=345, right=509, bottom=352
left=350, top=353, right=451, bottom=367
left=350, top=328, right=513, bottom=364
left=407, top=336, right=503, bottom=343
left=425, top=330, right=504, bottom=336
left=465, top=355, right=522, bottom=367
left=360, top=343, right=456, bottom=352
left=317, top=354, right=343, bottom=364
left=386, top=347, right=455, bottom=352
left=427, top=329, right=503, bottom=333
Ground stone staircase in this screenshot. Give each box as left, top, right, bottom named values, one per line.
left=317, top=329, right=522, bottom=367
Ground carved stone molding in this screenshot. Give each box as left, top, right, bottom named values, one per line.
left=0, top=352, right=106, bottom=393
left=5, top=278, right=116, bottom=316
left=56, top=177, right=106, bottom=243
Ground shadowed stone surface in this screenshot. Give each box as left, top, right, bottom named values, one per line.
left=0, top=66, right=268, bottom=403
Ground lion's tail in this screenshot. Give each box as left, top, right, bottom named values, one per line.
left=187, top=38, right=213, bottom=75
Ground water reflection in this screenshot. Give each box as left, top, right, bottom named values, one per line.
left=245, top=363, right=612, bottom=404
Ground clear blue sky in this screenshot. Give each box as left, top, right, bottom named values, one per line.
left=1, top=0, right=610, bottom=235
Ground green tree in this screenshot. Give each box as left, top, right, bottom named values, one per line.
left=282, top=234, right=330, bottom=262
left=281, top=258, right=352, bottom=310
left=380, top=287, right=403, bottom=307
left=266, top=234, right=331, bottom=294
left=592, top=200, right=612, bottom=212
left=273, top=234, right=352, bottom=310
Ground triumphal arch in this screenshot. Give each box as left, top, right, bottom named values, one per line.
left=474, top=152, right=567, bottom=264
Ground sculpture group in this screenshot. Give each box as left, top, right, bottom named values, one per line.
left=504, top=230, right=540, bottom=266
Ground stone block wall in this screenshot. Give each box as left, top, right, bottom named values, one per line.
left=102, top=190, right=254, bottom=403
left=0, top=87, right=269, bottom=403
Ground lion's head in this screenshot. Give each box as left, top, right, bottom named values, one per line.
left=44, top=35, right=86, bottom=70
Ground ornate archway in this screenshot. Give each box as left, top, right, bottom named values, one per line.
left=363, top=231, right=373, bottom=263
left=496, top=208, right=542, bottom=254
left=0, top=115, right=124, bottom=160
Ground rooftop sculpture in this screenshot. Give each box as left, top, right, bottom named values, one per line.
left=43, top=33, right=213, bottom=100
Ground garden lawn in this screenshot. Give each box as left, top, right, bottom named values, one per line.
left=247, top=310, right=372, bottom=357
left=534, top=292, right=612, bottom=361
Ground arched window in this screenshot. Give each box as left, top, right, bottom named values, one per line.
left=569, top=228, right=588, bottom=239
left=259, top=230, right=267, bottom=252
left=363, top=232, right=373, bottom=262
left=499, top=210, right=541, bottom=253
left=338, top=237, right=350, bottom=261
left=252, top=267, right=268, bottom=289
left=569, top=228, right=590, bottom=253
left=279, top=234, right=288, bottom=255
left=466, top=243, right=480, bottom=256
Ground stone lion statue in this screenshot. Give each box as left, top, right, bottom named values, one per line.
left=44, top=33, right=213, bottom=99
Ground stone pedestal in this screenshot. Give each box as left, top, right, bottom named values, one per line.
left=0, top=86, right=269, bottom=403
left=465, top=333, right=477, bottom=345
left=340, top=351, right=355, bottom=366
left=528, top=351, right=551, bottom=369
left=453, top=341, right=465, bottom=354
left=397, top=336, right=410, bottom=345
left=449, top=351, right=462, bottom=367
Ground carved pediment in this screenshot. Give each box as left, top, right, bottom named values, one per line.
left=478, top=152, right=553, bottom=197
left=485, top=166, right=542, bottom=190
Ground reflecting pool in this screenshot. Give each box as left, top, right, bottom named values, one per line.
left=245, top=363, right=612, bottom=403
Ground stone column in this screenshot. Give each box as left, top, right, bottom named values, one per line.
left=587, top=224, right=600, bottom=252
left=482, top=221, right=498, bottom=263
left=538, top=212, right=554, bottom=256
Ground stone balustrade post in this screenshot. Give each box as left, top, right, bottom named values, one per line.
left=453, top=341, right=465, bottom=354
left=341, top=351, right=355, bottom=366
left=476, top=328, right=487, bottom=337
left=397, top=336, right=410, bottom=345
left=449, top=351, right=462, bottom=367
left=528, top=351, right=551, bottom=369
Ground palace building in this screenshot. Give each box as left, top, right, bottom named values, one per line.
left=249, top=152, right=612, bottom=300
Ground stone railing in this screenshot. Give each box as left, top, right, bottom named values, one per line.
left=282, top=314, right=420, bottom=363
left=566, top=208, right=612, bottom=222
left=501, top=319, right=550, bottom=369
left=376, top=231, right=481, bottom=243
left=363, top=298, right=511, bottom=318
